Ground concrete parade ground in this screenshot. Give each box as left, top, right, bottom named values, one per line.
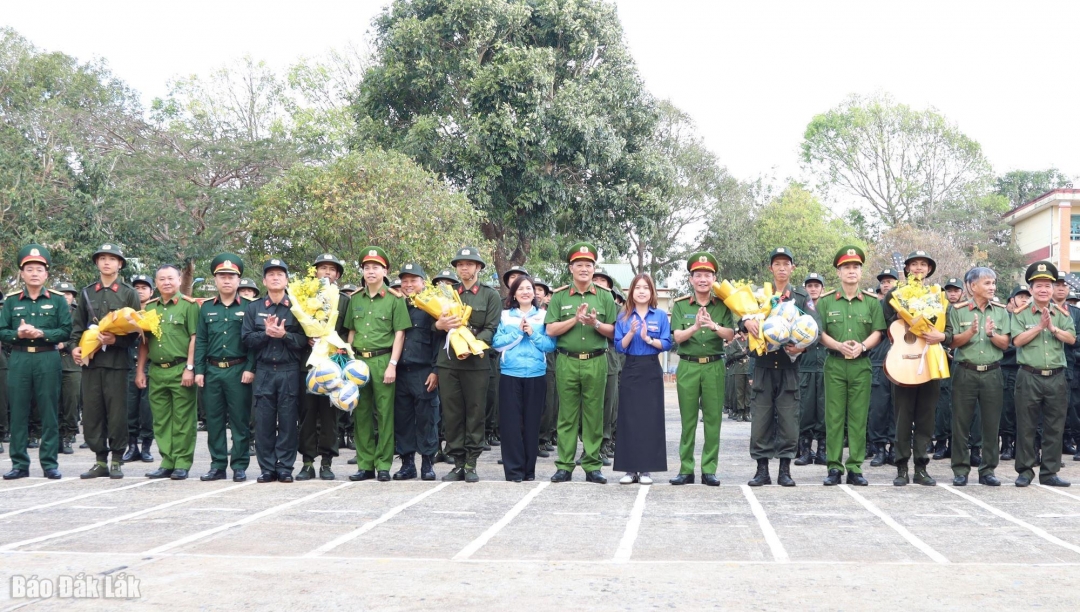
left=1, top=385, right=1080, bottom=610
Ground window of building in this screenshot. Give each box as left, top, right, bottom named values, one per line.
left=1072, top=214, right=1080, bottom=241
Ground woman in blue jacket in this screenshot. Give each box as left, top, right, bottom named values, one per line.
left=493, top=276, right=556, bottom=482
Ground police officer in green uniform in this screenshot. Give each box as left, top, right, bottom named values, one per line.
left=125, top=274, right=156, bottom=463
left=795, top=272, right=827, bottom=466
left=999, top=285, right=1029, bottom=461
left=54, top=282, right=81, bottom=455
left=393, top=262, right=443, bottom=481
left=297, top=253, right=350, bottom=481
left=744, top=247, right=820, bottom=487
left=817, top=246, right=885, bottom=486
left=545, top=242, right=617, bottom=484
left=345, top=247, right=411, bottom=482
left=1051, top=274, right=1080, bottom=457
left=436, top=248, right=501, bottom=482
left=72, top=244, right=142, bottom=479
left=0, top=245, right=71, bottom=480
left=243, top=259, right=308, bottom=483
left=1011, top=261, right=1075, bottom=487
left=194, top=254, right=256, bottom=482
left=867, top=269, right=898, bottom=467
left=670, top=252, right=735, bottom=486
left=882, top=251, right=946, bottom=486
left=138, top=264, right=200, bottom=480
left=944, top=267, right=1010, bottom=486
left=591, top=265, right=623, bottom=466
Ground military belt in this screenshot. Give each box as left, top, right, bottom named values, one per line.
left=957, top=361, right=1000, bottom=373
left=208, top=357, right=246, bottom=368
left=684, top=354, right=723, bottom=364
left=356, top=347, right=392, bottom=359
left=556, top=348, right=606, bottom=360
left=11, top=345, right=56, bottom=354
left=1020, top=365, right=1063, bottom=377
left=827, top=350, right=868, bottom=360
left=155, top=358, right=187, bottom=369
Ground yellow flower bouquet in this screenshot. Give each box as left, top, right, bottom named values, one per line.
left=712, top=279, right=774, bottom=355
left=77, top=307, right=162, bottom=365
left=409, top=281, right=488, bottom=359
left=889, top=275, right=949, bottom=379
left=288, top=268, right=353, bottom=367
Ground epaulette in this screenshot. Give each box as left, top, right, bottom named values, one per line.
left=820, top=290, right=836, bottom=298
left=990, top=300, right=1005, bottom=308
left=673, top=294, right=692, bottom=303
left=1056, top=304, right=1070, bottom=316
left=553, top=285, right=569, bottom=293
left=953, top=300, right=969, bottom=309
left=181, top=295, right=198, bottom=303
left=595, top=285, right=611, bottom=292
left=240, top=295, right=256, bottom=303
left=387, top=287, right=404, bottom=298
left=145, top=297, right=161, bottom=304
left=862, top=289, right=877, bottom=298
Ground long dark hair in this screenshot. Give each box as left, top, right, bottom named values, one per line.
left=621, top=273, right=657, bottom=320
left=504, top=275, right=540, bottom=310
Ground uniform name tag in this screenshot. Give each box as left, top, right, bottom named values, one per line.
left=960, top=322, right=971, bottom=327
left=207, top=311, right=219, bottom=317
left=828, top=311, right=840, bottom=317
left=258, top=313, right=269, bottom=318
left=684, top=314, right=696, bottom=319
left=561, top=305, right=574, bottom=310
left=235, top=312, right=244, bottom=316
left=41, top=304, right=53, bottom=309
left=13, top=306, right=24, bottom=311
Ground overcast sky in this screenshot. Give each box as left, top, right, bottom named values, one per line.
left=5, top=0, right=1078, bottom=188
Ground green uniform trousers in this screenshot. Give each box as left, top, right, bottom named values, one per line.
left=485, top=353, right=500, bottom=436
left=675, top=358, right=724, bottom=475
left=933, top=376, right=952, bottom=442
left=749, top=366, right=799, bottom=460
left=300, top=385, right=340, bottom=463
left=83, top=367, right=133, bottom=462
left=1014, top=368, right=1067, bottom=482
left=354, top=353, right=396, bottom=471
left=894, top=380, right=939, bottom=466
left=60, top=368, right=81, bottom=438
left=540, top=356, right=559, bottom=445
left=0, top=363, right=8, bottom=436
left=8, top=351, right=61, bottom=471
left=951, top=366, right=1001, bottom=477
left=148, top=365, right=198, bottom=470
left=440, top=366, right=489, bottom=466
left=799, top=371, right=825, bottom=442
left=823, top=356, right=871, bottom=474
left=554, top=353, right=607, bottom=472
left=203, top=365, right=252, bottom=470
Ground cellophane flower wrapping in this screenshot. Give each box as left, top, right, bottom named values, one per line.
left=409, top=281, right=488, bottom=359
left=287, top=268, right=354, bottom=368
left=889, top=275, right=949, bottom=379
left=712, top=279, right=775, bottom=355
left=77, top=307, right=163, bottom=365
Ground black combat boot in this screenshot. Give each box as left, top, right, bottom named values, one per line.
left=1001, top=435, right=1015, bottom=461
left=794, top=438, right=812, bottom=466
left=747, top=458, right=770, bottom=486
left=777, top=458, right=795, bottom=487
left=121, top=436, right=139, bottom=463
left=814, top=440, right=827, bottom=465
left=870, top=442, right=887, bottom=467
left=393, top=453, right=417, bottom=480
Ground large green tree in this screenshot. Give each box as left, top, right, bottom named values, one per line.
left=352, top=0, right=667, bottom=278
left=995, top=168, right=1073, bottom=209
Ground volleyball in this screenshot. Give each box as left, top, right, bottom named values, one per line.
left=310, top=361, right=344, bottom=393
left=342, top=359, right=371, bottom=388
left=331, top=380, right=359, bottom=413
left=790, top=314, right=820, bottom=349
left=770, top=300, right=799, bottom=323
left=762, top=315, right=790, bottom=351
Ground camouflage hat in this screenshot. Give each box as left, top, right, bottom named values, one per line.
left=17, top=244, right=50, bottom=269
left=210, top=252, right=244, bottom=276
left=398, top=262, right=427, bottom=280
left=92, top=244, right=127, bottom=268
left=53, top=281, right=78, bottom=295
left=313, top=253, right=346, bottom=277
left=451, top=247, right=486, bottom=269
left=130, top=274, right=155, bottom=290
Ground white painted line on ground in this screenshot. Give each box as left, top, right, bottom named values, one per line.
left=840, top=485, right=949, bottom=564
left=740, top=485, right=788, bottom=563
left=552, top=511, right=600, bottom=516
left=674, top=512, right=725, bottom=516
left=191, top=507, right=246, bottom=512
left=941, top=485, right=1080, bottom=556
left=0, top=480, right=63, bottom=493
left=793, top=512, right=852, bottom=518
left=433, top=510, right=475, bottom=515
left=0, top=480, right=159, bottom=520
left=613, top=485, right=650, bottom=564
left=0, top=482, right=254, bottom=552
left=146, top=482, right=350, bottom=555
left=305, top=482, right=451, bottom=558
left=308, top=509, right=369, bottom=514
left=455, top=482, right=550, bottom=561
left=1037, top=514, right=1080, bottom=518
left=914, top=507, right=971, bottom=519
left=1035, top=484, right=1080, bottom=503
left=68, top=506, right=117, bottom=510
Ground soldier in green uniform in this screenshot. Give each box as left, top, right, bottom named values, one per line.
left=194, top=254, right=256, bottom=482
left=795, top=272, right=827, bottom=466
left=744, top=247, right=820, bottom=487
left=817, top=247, right=885, bottom=486
left=436, top=248, right=501, bottom=482
left=0, top=245, right=71, bottom=480
left=345, top=247, right=411, bottom=482
left=545, top=242, right=617, bottom=484
left=297, top=253, right=350, bottom=481
left=1051, top=274, right=1080, bottom=458
left=999, top=285, right=1029, bottom=462
left=72, top=244, right=142, bottom=479
left=430, top=268, right=460, bottom=464
left=724, top=335, right=751, bottom=422
left=125, top=274, right=156, bottom=463
left=867, top=270, right=898, bottom=467
left=944, top=267, right=1009, bottom=486
left=54, top=282, right=81, bottom=455
left=1011, top=261, right=1075, bottom=487
left=137, top=264, right=200, bottom=480
left=670, top=252, right=735, bottom=486
left=882, top=251, right=946, bottom=486
left=591, top=266, right=623, bottom=466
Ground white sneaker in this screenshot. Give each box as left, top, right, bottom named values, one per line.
left=639, top=472, right=653, bottom=485
left=619, top=472, right=637, bottom=485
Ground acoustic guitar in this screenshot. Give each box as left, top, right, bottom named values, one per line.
left=884, top=318, right=931, bottom=386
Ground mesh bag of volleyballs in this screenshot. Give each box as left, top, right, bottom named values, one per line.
left=762, top=315, right=791, bottom=352
left=306, top=361, right=344, bottom=395
left=770, top=300, right=800, bottom=323
left=342, top=359, right=371, bottom=388
left=789, top=314, right=820, bottom=349
left=330, top=380, right=360, bottom=413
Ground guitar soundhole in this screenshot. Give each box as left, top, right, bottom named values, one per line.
left=904, top=331, right=917, bottom=344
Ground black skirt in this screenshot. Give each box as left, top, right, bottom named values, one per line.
left=613, top=354, right=667, bottom=473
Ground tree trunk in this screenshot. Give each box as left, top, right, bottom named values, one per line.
left=181, top=259, right=196, bottom=297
